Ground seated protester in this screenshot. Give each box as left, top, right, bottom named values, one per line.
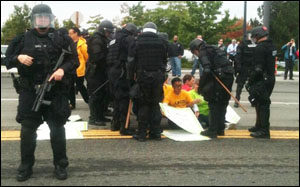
left=163, top=74, right=173, bottom=99
left=163, top=77, right=200, bottom=128
left=182, top=74, right=195, bottom=91
left=189, top=79, right=210, bottom=129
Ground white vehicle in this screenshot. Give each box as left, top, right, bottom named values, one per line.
left=1, top=45, right=8, bottom=65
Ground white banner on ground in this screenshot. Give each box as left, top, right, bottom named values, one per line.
left=225, top=106, right=241, bottom=124
left=68, top=115, right=82, bottom=122
left=159, top=103, right=204, bottom=135
left=160, top=103, right=210, bottom=141
left=163, top=130, right=211, bottom=141
left=37, top=117, right=88, bottom=140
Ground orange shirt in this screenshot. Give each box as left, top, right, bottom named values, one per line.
left=163, top=90, right=193, bottom=108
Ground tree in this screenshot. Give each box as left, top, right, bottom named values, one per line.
left=121, top=1, right=147, bottom=26
left=62, top=19, right=77, bottom=31
left=185, top=1, right=237, bottom=46
left=249, top=17, right=262, bottom=28
left=120, top=1, right=238, bottom=48
left=87, top=14, right=103, bottom=33
left=54, top=18, right=60, bottom=29
left=257, top=1, right=299, bottom=59
left=222, top=19, right=252, bottom=43
left=1, top=4, right=31, bottom=45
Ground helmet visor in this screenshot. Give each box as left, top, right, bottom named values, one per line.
left=32, top=13, right=55, bottom=29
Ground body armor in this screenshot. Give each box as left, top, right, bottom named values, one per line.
left=136, top=32, right=167, bottom=72
left=19, top=29, right=61, bottom=84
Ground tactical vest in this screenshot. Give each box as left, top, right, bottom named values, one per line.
left=242, top=40, right=256, bottom=66
left=19, top=29, right=62, bottom=84
left=260, top=40, right=277, bottom=77
left=136, top=33, right=167, bottom=72
left=201, top=45, right=234, bottom=74
left=87, top=32, right=108, bottom=70
left=106, top=30, right=129, bottom=68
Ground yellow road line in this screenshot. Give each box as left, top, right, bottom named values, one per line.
left=1, top=130, right=299, bottom=141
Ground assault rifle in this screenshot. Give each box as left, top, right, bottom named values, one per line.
left=32, top=49, right=71, bottom=112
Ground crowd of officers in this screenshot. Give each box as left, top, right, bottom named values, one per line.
left=3, top=4, right=277, bottom=182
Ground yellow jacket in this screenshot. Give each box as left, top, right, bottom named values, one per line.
left=76, top=37, right=89, bottom=77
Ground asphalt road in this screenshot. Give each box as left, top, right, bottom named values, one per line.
left=1, top=74, right=299, bottom=130
left=1, top=138, right=299, bottom=186
left=1, top=73, right=299, bottom=186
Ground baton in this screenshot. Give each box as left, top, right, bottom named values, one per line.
left=92, top=80, right=109, bottom=95
left=125, top=99, right=133, bottom=129
left=213, top=73, right=247, bottom=113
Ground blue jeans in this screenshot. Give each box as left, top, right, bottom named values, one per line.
left=191, top=59, right=203, bottom=77
left=170, top=57, right=181, bottom=76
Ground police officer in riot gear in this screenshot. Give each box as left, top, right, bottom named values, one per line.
left=86, top=20, right=114, bottom=126
left=190, top=38, right=234, bottom=138
left=107, top=23, right=137, bottom=135
left=127, top=22, right=168, bottom=141
left=234, top=33, right=256, bottom=107
left=246, top=26, right=276, bottom=138
left=3, top=4, right=78, bottom=181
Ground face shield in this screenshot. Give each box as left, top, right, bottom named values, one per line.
left=32, top=13, right=55, bottom=29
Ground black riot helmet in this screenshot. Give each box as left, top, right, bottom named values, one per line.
left=158, top=32, right=169, bottom=41
left=251, top=26, right=269, bottom=42
left=143, top=22, right=157, bottom=33
left=31, top=4, right=55, bottom=29
left=189, top=38, right=205, bottom=53
left=137, top=26, right=143, bottom=35
left=97, top=20, right=114, bottom=35
left=124, top=23, right=138, bottom=35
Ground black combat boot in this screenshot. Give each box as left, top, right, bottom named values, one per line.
left=217, top=130, right=225, bottom=136
left=200, top=130, right=217, bottom=138
left=54, top=165, right=67, bottom=180
left=249, top=105, right=261, bottom=132
left=111, top=119, right=120, bottom=131
left=251, top=104, right=270, bottom=139
left=17, top=165, right=33, bottom=182
left=132, top=134, right=147, bottom=142
left=149, top=132, right=162, bottom=141
left=250, top=131, right=270, bottom=139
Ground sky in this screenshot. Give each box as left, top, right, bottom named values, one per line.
left=1, top=1, right=263, bottom=29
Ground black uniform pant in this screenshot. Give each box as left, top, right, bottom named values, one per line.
left=137, top=72, right=164, bottom=137
left=88, top=88, right=107, bottom=122
left=253, top=103, right=270, bottom=133
left=69, top=76, right=89, bottom=107
left=252, top=77, right=275, bottom=133
left=235, top=67, right=249, bottom=101
left=138, top=103, right=162, bottom=137
left=17, top=91, right=69, bottom=171
left=111, top=78, right=130, bottom=131
left=254, top=88, right=274, bottom=133
left=208, top=102, right=228, bottom=133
